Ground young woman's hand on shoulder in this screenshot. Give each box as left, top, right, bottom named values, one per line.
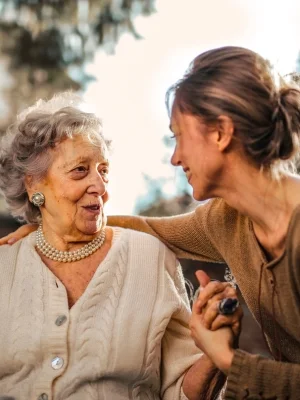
left=0, top=224, right=38, bottom=245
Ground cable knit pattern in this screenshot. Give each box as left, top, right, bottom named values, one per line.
left=0, top=228, right=201, bottom=400
left=3, top=243, right=46, bottom=399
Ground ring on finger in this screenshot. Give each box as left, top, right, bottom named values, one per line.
left=218, top=298, right=239, bottom=315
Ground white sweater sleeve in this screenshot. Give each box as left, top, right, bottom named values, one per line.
left=160, top=254, right=202, bottom=400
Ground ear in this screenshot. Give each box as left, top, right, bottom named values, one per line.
left=216, top=115, right=234, bottom=152
left=24, top=175, right=35, bottom=198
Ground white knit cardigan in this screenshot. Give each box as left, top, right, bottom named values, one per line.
left=0, top=228, right=201, bottom=400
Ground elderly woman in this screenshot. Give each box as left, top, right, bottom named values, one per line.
left=0, top=93, right=231, bottom=400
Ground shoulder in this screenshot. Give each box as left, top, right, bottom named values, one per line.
left=286, top=205, right=300, bottom=271
left=194, top=198, right=247, bottom=232
left=116, top=226, right=170, bottom=249
left=0, top=240, right=22, bottom=262
left=0, top=240, right=23, bottom=288
left=0, top=233, right=35, bottom=268
left=114, top=227, right=177, bottom=266
left=195, top=198, right=239, bottom=221
left=112, top=228, right=188, bottom=306
left=288, top=204, right=300, bottom=236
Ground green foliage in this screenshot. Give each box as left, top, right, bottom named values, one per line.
left=0, top=0, right=156, bottom=132
left=0, top=0, right=156, bottom=69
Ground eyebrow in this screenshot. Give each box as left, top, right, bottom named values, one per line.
left=63, top=157, right=109, bottom=169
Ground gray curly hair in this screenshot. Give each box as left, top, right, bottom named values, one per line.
left=0, top=91, right=110, bottom=223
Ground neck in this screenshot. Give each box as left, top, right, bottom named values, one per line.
left=213, top=163, right=300, bottom=254
left=40, top=220, right=104, bottom=252
left=36, top=223, right=106, bottom=263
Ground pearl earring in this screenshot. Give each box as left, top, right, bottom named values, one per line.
left=31, top=192, right=45, bottom=207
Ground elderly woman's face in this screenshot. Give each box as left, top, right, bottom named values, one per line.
left=31, top=135, right=109, bottom=237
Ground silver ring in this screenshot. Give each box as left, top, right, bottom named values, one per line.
left=218, top=298, right=239, bottom=315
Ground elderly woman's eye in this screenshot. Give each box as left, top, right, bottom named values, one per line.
left=74, top=166, right=87, bottom=172
left=101, top=167, right=109, bottom=175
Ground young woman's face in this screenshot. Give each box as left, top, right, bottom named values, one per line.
left=170, top=107, right=224, bottom=201
left=29, top=135, right=110, bottom=238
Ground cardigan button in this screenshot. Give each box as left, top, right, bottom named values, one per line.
left=38, top=394, right=48, bottom=400
left=55, top=315, right=67, bottom=326
left=51, top=356, right=64, bottom=370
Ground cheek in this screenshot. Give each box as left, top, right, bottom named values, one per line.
left=61, top=180, right=88, bottom=199
left=101, top=187, right=109, bottom=204
left=47, top=184, right=85, bottom=208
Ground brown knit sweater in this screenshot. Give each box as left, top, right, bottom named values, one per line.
left=108, top=198, right=300, bottom=400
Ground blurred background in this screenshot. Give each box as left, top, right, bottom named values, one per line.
left=1, top=0, right=300, bottom=357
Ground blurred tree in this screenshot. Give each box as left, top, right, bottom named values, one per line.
left=134, top=135, right=193, bottom=215
left=136, top=180, right=195, bottom=216
left=0, top=0, right=156, bottom=131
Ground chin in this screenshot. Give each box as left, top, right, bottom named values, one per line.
left=192, top=189, right=211, bottom=202
left=78, top=221, right=104, bottom=236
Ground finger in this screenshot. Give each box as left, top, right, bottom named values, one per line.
left=195, top=270, right=211, bottom=289
left=191, top=298, right=203, bottom=318
left=232, top=317, right=243, bottom=338
left=197, top=291, right=226, bottom=317
left=0, top=232, right=17, bottom=245
left=0, top=224, right=38, bottom=245
left=205, top=285, right=236, bottom=305
left=201, top=300, right=237, bottom=329
left=222, top=286, right=238, bottom=299
left=195, top=281, right=231, bottom=312
left=210, top=307, right=243, bottom=333
left=201, top=295, right=243, bottom=329
left=202, top=285, right=238, bottom=312
left=189, top=313, right=204, bottom=335
left=194, top=275, right=236, bottom=300
left=201, top=301, right=220, bottom=329
left=210, top=314, right=238, bottom=331
left=201, top=285, right=238, bottom=308
left=194, top=284, right=238, bottom=318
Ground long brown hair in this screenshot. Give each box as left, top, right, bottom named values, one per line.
left=166, top=46, right=300, bottom=172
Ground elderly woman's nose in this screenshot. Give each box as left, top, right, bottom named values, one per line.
left=88, top=171, right=107, bottom=194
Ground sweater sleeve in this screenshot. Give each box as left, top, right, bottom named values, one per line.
left=225, top=209, right=300, bottom=399
left=108, top=199, right=225, bottom=263
left=160, top=253, right=222, bottom=400
left=225, top=349, right=300, bottom=399
left=160, top=256, right=201, bottom=400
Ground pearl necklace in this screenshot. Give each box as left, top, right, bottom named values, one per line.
left=36, top=224, right=106, bottom=262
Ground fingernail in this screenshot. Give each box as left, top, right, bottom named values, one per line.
left=7, top=238, right=16, bottom=245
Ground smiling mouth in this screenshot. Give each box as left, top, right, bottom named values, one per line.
left=183, top=169, right=191, bottom=182
left=83, top=204, right=101, bottom=212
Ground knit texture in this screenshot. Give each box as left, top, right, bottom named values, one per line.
left=108, top=198, right=300, bottom=399
left=0, top=228, right=201, bottom=400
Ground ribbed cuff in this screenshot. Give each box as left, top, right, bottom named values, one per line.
left=225, top=349, right=248, bottom=399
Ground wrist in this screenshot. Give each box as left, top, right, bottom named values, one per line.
left=200, top=353, right=218, bottom=368
left=214, top=348, right=234, bottom=375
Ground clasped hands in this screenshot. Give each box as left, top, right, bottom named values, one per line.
left=190, top=270, right=243, bottom=375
